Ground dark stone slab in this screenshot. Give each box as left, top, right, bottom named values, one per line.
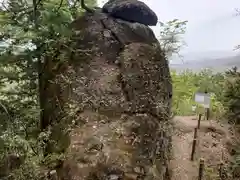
left=102, top=0, right=158, bottom=26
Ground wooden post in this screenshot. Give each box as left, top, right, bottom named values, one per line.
left=198, top=158, right=205, bottom=180
left=190, top=128, right=198, bottom=161
left=204, top=90, right=210, bottom=120
left=206, top=108, right=210, bottom=120
left=197, top=114, right=202, bottom=129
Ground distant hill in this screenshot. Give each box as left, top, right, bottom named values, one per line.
left=170, top=53, right=240, bottom=73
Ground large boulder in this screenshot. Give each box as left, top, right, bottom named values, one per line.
left=41, top=10, right=172, bottom=180
left=102, top=0, right=158, bottom=26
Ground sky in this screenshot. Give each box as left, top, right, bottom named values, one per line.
left=98, top=0, right=240, bottom=59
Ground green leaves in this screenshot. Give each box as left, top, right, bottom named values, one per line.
left=223, top=67, right=240, bottom=124
left=158, top=19, right=188, bottom=58
left=0, top=0, right=97, bottom=178
left=171, top=69, right=225, bottom=118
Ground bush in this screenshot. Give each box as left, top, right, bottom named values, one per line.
left=223, top=67, right=240, bottom=125
left=171, top=69, right=225, bottom=118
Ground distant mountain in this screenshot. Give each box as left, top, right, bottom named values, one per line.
left=170, top=52, right=240, bottom=73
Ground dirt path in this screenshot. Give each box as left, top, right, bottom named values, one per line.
left=170, top=116, right=231, bottom=180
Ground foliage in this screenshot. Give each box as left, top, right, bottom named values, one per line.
left=158, top=19, right=188, bottom=58
left=0, top=0, right=96, bottom=179
left=171, top=69, right=225, bottom=118
left=223, top=67, right=240, bottom=125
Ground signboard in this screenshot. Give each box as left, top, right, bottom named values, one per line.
left=194, top=92, right=211, bottom=108
left=192, top=105, right=196, bottom=112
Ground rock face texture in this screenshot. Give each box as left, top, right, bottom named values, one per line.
left=41, top=4, right=173, bottom=180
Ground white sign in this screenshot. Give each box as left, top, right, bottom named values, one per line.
left=194, top=92, right=211, bottom=108
left=192, top=105, right=196, bottom=112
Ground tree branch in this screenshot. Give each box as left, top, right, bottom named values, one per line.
left=79, top=0, right=94, bottom=13
left=57, top=0, right=64, bottom=11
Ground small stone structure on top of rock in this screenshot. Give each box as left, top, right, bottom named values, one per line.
left=102, top=0, right=158, bottom=26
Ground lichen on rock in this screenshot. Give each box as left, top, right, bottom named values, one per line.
left=41, top=6, right=173, bottom=180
